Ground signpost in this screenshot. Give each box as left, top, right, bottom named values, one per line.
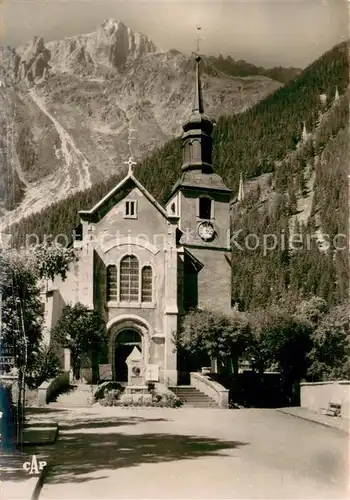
left=0, top=356, right=15, bottom=375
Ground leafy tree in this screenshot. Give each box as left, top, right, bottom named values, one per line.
left=0, top=250, right=43, bottom=371
left=307, top=303, right=349, bottom=381
left=32, top=242, right=76, bottom=282
left=295, top=296, right=328, bottom=327
left=176, top=308, right=250, bottom=373
left=52, top=303, right=107, bottom=381
left=0, top=243, right=76, bottom=372
left=248, top=305, right=312, bottom=393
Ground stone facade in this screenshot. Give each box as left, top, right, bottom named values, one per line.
left=43, top=56, right=232, bottom=386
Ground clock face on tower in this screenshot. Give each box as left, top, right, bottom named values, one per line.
left=198, top=221, right=215, bottom=241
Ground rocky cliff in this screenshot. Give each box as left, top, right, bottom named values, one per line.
left=0, top=19, right=282, bottom=227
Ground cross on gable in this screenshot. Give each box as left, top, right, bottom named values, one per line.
left=124, top=156, right=137, bottom=175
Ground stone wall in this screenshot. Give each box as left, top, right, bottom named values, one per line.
left=300, top=381, right=350, bottom=419
left=190, top=247, right=231, bottom=313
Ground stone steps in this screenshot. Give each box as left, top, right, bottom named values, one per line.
left=170, top=386, right=218, bottom=408
left=47, top=384, right=218, bottom=409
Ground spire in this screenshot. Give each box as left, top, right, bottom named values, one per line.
left=193, top=55, right=204, bottom=114
left=237, top=173, right=244, bottom=202
left=181, top=54, right=214, bottom=173
left=334, top=86, right=340, bottom=102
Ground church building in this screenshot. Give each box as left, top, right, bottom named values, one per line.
left=43, top=56, right=232, bottom=386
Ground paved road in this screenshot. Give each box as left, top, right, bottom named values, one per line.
left=15, top=407, right=350, bottom=499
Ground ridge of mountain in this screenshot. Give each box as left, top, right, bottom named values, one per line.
left=5, top=41, right=348, bottom=309
left=202, top=55, right=301, bottom=83
left=0, top=19, right=284, bottom=226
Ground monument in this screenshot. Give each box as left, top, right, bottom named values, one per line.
left=124, top=347, right=152, bottom=402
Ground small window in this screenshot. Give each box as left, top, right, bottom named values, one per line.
left=107, top=265, right=118, bottom=301
left=124, top=200, right=137, bottom=218
left=199, top=197, right=212, bottom=219
left=141, top=266, right=153, bottom=303
left=171, top=202, right=176, bottom=214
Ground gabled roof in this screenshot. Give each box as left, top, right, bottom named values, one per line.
left=184, top=248, right=204, bottom=272
left=79, top=172, right=170, bottom=221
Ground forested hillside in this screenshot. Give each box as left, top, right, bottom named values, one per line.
left=7, top=42, right=348, bottom=309
left=231, top=90, right=348, bottom=309
left=203, top=54, right=301, bottom=83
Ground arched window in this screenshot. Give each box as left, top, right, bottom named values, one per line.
left=120, top=255, right=139, bottom=302
left=199, top=197, right=212, bottom=219
left=141, top=266, right=153, bottom=302
left=107, top=265, right=118, bottom=301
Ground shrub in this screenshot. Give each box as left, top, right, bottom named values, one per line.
left=26, top=345, right=61, bottom=389
left=94, top=382, right=123, bottom=401
left=307, top=303, right=349, bottom=381
left=99, top=389, right=123, bottom=406
left=176, top=308, right=250, bottom=370
left=98, top=388, right=183, bottom=408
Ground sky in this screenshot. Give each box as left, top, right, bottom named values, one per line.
left=1, top=0, right=348, bottom=68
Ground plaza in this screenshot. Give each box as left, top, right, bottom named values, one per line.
left=5, top=406, right=348, bottom=500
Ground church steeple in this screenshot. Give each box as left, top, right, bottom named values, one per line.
left=193, top=55, right=204, bottom=114
left=237, top=173, right=244, bottom=202
left=181, top=55, right=214, bottom=174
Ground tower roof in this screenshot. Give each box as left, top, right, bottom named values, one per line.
left=193, top=55, right=204, bottom=114
left=237, top=173, right=244, bottom=202
left=182, top=56, right=213, bottom=137
left=167, top=54, right=231, bottom=200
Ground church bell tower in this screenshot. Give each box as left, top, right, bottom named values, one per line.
left=166, top=55, right=232, bottom=313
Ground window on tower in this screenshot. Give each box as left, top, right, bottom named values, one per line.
left=199, top=197, right=212, bottom=220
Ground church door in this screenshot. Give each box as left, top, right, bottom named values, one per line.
left=114, top=329, right=142, bottom=382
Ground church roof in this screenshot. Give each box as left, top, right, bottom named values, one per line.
left=79, top=171, right=172, bottom=221
left=169, top=170, right=232, bottom=199
left=184, top=248, right=204, bottom=272
left=182, top=55, right=213, bottom=139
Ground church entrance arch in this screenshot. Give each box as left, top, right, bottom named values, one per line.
left=107, top=316, right=151, bottom=382
left=114, top=329, right=142, bottom=382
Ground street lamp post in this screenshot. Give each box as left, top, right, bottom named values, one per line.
left=0, top=286, right=2, bottom=342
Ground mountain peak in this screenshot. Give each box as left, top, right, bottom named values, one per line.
left=42, top=19, right=159, bottom=73
left=100, top=18, right=127, bottom=34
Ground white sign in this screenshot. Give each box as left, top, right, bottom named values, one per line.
left=23, top=455, right=47, bottom=475
left=99, top=364, right=112, bottom=381
left=145, top=364, right=159, bottom=382
left=0, top=357, right=15, bottom=365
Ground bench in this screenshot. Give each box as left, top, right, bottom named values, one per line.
left=321, top=402, right=342, bottom=417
